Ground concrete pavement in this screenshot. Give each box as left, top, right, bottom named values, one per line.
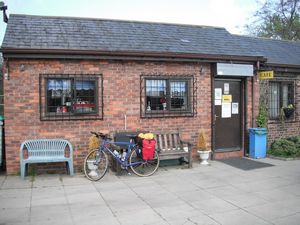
left=0, top=158, right=300, bottom=225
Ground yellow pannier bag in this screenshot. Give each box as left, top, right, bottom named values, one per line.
left=138, top=133, right=145, bottom=139
left=144, top=133, right=154, bottom=140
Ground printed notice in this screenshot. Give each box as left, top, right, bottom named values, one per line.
left=221, top=103, right=231, bottom=118
left=222, top=95, right=232, bottom=103
left=215, top=99, right=222, bottom=105
left=224, top=83, right=229, bottom=94
left=232, top=102, right=239, bottom=114
left=215, top=88, right=222, bottom=100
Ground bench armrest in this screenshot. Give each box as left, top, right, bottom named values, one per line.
left=180, top=140, right=192, bottom=147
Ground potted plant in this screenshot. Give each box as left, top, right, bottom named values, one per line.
left=282, top=104, right=294, bottom=119
left=249, top=101, right=268, bottom=158
left=160, top=96, right=167, bottom=110
left=197, top=129, right=211, bottom=165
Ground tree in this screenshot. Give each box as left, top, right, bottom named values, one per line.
left=0, top=53, right=3, bottom=117
left=246, top=0, right=300, bottom=41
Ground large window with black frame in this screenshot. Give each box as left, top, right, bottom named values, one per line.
left=40, top=74, right=103, bottom=120
left=140, top=74, right=196, bottom=118
left=268, top=81, right=294, bottom=120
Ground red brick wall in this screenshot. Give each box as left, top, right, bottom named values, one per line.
left=4, top=59, right=213, bottom=174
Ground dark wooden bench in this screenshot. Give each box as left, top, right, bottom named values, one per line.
left=154, top=131, right=192, bottom=168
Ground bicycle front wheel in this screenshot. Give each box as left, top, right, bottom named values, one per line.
left=129, top=148, right=160, bottom=177
left=84, top=149, right=108, bottom=181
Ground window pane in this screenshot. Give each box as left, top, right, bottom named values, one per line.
left=74, top=80, right=96, bottom=113
left=146, top=80, right=166, bottom=111
left=170, top=81, right=187, bottom=110
left=282, top=84, right=288, bottom=108
left=47, top=79, right=72, bottom=113
left=268, top=82, right=280, bottom=119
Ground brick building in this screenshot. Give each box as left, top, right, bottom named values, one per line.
left=1, top=14, right=300, bottom=174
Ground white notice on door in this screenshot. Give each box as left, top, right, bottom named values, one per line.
left=224, top=83, right=229, bottom=94
left=232, top=102, right=239, bottom=114
left=215, top=88, right=222, bottom=100
left=221, top=103, right=231, bottom=118
left=215, top=99, right=222, bottom=105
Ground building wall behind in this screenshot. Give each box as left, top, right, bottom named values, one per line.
left=4, top=59, right=212, bottom=174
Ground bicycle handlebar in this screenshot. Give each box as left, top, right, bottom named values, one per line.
left=90, top=131, right=111, bottom=140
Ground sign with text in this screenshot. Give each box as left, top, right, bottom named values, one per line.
left=222, top=95, right=232, bottom=103
left=258, top=71, right=274, bottom=79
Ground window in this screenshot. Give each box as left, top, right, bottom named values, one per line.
left=268, top=81, right=294, bottom=119
left=141, top=74, right=196, bottom=118
left=40, top=74, right=103, bottom=120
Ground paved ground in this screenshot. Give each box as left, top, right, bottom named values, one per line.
left=0, top=158, right=300, bottom=225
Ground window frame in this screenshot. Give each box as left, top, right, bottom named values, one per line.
left=140, top=74, right=196, bottom=118
left=268, top=80, right=295, bottom=120
left=40, top=74, right=103, bottom=121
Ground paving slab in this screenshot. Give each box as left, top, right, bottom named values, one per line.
left=0, top=158, right=300, bottom=225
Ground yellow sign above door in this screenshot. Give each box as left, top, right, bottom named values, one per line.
left=258, top=71, right=274, bottom=79
left=222, top=95, right=232, bottom=103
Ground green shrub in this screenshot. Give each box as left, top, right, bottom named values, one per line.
left=287, top=136, right=300, bottom=149
left=268, top=138, right=300, bottom=158
left=256, top=102, right=268, bottom=128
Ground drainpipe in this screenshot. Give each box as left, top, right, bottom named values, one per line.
left=252, top=61, right=260, bottom=127
left=124, top=114, right=127, bottom=130
left=245, top=77, right=248, bottom=129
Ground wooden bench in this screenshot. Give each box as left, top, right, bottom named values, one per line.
left=155, top=131, right=192, bottom=168
left=20, top=139, right=74, bottom=178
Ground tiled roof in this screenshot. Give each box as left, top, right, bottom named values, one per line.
left=2, top=14, right=300, bottom=66
left=1, top=14, right=259, bottom=57
left=232, top=35, right=300, bottom=66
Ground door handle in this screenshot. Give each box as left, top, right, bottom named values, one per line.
left=214, top=114, right=219, bottom=121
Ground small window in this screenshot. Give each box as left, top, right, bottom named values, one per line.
left=268, top=81, right=294, bottom=119
left=40, top=74, right=103, bottom=120
left=141, top=74, right=196, bottom=118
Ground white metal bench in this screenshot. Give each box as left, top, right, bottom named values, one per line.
left=155, top=131, right=193, bottom=168
left=20, top=139, right=74, bottom=178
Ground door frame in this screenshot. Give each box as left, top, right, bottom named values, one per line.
left=211, top=77, right=246, bottom=156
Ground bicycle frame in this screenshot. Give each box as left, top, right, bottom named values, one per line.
left=99, top=139, right=143, bottom=169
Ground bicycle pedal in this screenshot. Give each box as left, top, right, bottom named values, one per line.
left=127, top=172, right=132, bottom=176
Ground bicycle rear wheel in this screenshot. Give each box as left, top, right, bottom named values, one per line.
left=84, top=149, right=108, bottom=181
left=129, top=147, right=160, bottom=177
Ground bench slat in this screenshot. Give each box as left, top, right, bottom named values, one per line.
left=169, top=133, right=173, bottom=150
left=163, top=134, right=168, bottom=151
left=158, top=135, right=163, bottom=150
left=173, top=134, right=179, bottom=150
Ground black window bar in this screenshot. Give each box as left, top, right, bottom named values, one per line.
left=140, top=74, right=197, bottom=118
left=268, top=81, right=294, bottom=120
left=39, top=74, right=103, bottom=121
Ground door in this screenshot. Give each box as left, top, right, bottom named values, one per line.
left=214, top=79, right=242, bottom=151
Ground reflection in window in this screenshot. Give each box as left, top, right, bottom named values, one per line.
left=146, top=80, right=166, bottom=111
left=143, top=76, right=193, bottom=117
left=41, top=74, right=102, bottom=120
left=170, top=81, right=187, bottom=110
left=268, top=82, right=294, bottom=119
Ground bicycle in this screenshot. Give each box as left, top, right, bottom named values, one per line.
left=84, top=132, right=160, bottom=181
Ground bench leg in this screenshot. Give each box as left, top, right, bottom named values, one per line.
left=67, top=161, right=74, bottom=176
left=188, top=149, right=193, bottom=168
left=20, top=161, right=26, bottom=179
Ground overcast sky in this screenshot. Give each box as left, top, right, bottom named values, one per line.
left=0, top=0, right=262, bottom=44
